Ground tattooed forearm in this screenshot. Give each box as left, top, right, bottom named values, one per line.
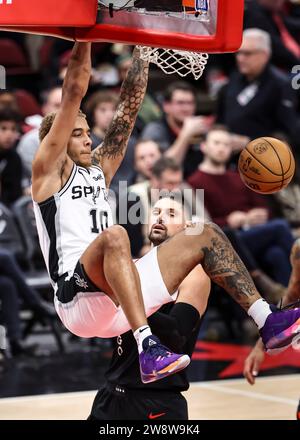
left=201, top=224, right=260, bottom=310
left=92, top=48, right=149, bottom=163
left=92, top=119, right=131, bottom=164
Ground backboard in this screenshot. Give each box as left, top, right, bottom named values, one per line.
left=78, top=0, right=244, bottom=53
left=0, top=1, right=244, bottom=54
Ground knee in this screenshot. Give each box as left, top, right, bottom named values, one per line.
left=100, top=225, right=129, bottom=251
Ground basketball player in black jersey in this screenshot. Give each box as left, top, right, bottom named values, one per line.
left=31, top=42, right=300, bottom=386
left=88, top=196, right=210, bottom=420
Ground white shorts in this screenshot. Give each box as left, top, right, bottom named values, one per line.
left=54, top=247, right=176, bottom=338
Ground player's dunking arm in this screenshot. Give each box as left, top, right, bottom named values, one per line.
left=91, top=47, right=150, bottom=187
left=32, top=43, right=91, bottom=197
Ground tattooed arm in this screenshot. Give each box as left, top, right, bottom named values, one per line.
left=91, top=47, right=150, bottom=187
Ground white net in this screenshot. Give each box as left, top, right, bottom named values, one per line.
left=137, top=46, right=209, bottom=80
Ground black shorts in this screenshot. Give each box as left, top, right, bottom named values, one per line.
left=88, top=383, right=188, bottom=420
left=56, top=260, right=99, bottom=304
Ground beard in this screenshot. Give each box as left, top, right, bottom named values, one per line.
left=148, top=228, right=169, bottom=246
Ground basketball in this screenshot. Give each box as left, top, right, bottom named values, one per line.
left=238, top=137, right=296, bottom=194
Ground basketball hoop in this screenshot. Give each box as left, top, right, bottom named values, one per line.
left=137, top=46, right=209, bottom=80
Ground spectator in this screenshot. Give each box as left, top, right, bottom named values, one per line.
left=17, top=86, right=62, bottom=176
left=134, top=139, right=162, bottom=182
left=244, top=0, right=300, bottom=70
left=217, top=28, right=300, bottom=155
left=0, top=249, right=55, bottom=357
left=0, top=90, right=19, bottom=112
left=0, top=107, right=23, bottom=206
left=267, top=132, right=300, bottom=235
left=115, top=141, right=161, bottom=257
left=141, top=81, right=209, bottom=178
left=84, top=90, right=118, bottom=149
left=116, top=52, right=133, bottom=84
left=188, top=125, right=295, bottom=286
left=273, top=169, right=300, bottom=235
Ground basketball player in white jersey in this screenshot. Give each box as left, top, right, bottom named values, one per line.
left=31, top=42, right=190, bottom=383
left=31, top=42, right=300, bottom=384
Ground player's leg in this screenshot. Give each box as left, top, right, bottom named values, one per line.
left=158, top=222, right=261, bottom=310
left=157, top=222, right=300, bottom=351
left=80, top=225, right=190, bottom=382
left=80, top=225, right=147, bottom=332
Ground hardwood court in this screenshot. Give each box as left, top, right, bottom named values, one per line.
left=0, top=374, right=298, bottom=420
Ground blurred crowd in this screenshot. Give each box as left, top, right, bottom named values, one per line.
left=1, top=0, right=300, bottom=356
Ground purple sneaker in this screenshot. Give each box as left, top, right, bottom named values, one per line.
left=139, top=335, right=190, bottom=384
left=260, top=306, right=300, bottom=354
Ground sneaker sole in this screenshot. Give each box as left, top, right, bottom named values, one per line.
left=141, top=355, right=190, bottom=384
left=266, top=317, right=300, bottom=354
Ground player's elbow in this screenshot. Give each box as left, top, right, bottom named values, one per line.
left=63, top=82, right=86, bottom=101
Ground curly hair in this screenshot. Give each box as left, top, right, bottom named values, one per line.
left=39, top=109, right=86, bottom=142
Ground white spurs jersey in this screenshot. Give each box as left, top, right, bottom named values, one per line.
left=33, top=164, right=113, bottom=287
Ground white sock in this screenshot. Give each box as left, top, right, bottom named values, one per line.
left=247, top=299, right=272, bottom=329
left=133, top=325, right=152, bottom=354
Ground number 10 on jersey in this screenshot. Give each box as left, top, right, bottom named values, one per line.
left=90, top=209, right=109, bottom=234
